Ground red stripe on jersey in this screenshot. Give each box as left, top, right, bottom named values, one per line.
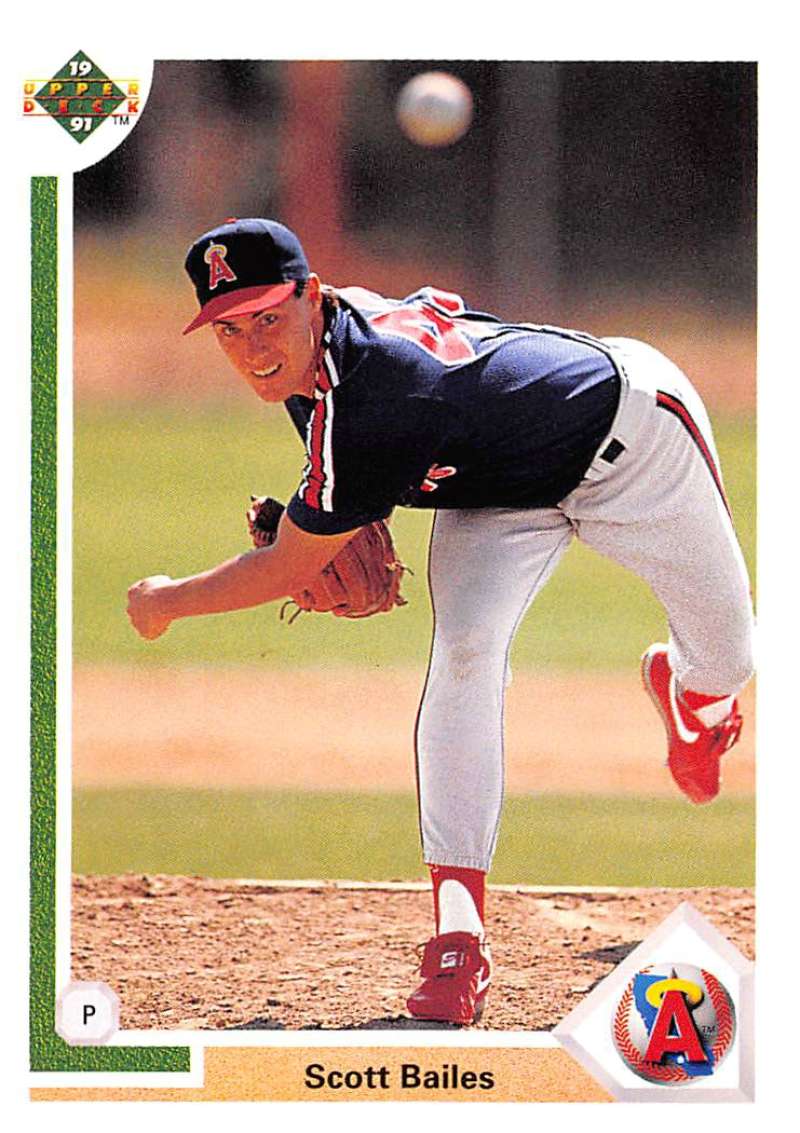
left=302, top=354, right=337, bottom=510
left=304, top=397, right=328, bottom=509
left=656, top=391, right=731, bottom=517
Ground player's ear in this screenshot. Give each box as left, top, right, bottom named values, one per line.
left=305, top=273, right=323, bottom=308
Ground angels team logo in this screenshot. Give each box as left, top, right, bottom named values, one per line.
left=613, top=964, right=735, bottom=1085
left=204, top=243, right=237, bottom=290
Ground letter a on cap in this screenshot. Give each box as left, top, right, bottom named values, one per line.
left=204, top=243, right=237, bottom=290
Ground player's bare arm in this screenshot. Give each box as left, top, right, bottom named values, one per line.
left=126, top=514, right=355, bottom=641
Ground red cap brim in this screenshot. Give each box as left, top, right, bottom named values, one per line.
left=182, top=281, right=297, bottom=335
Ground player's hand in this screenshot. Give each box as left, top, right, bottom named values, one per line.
left=126, top=575, right=175, bottom=640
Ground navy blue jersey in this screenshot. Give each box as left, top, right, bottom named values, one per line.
left=285, top=286, right=620, bottom=535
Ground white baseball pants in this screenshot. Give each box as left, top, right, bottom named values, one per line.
left=415, top=337, right=755, bottom=872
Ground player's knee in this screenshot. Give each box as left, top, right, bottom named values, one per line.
left=447, top=641, right=489, bottom=682
left=433, top=632, right=505, bottom=683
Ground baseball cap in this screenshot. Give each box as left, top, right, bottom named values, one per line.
left=183, top=218, right=309, bottom=335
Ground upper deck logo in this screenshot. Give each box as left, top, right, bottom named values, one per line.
left=22, top=50, right=138, bottom=143
left=613, top=963, right=735, bottom=1085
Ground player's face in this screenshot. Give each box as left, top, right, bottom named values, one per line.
left=212, top=275, right=324, bottom=403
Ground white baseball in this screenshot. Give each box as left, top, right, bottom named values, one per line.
left=396, top=71, right=473, bottom=148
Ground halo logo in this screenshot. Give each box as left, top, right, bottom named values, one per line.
left=613, top=963, right=735, bottom=1085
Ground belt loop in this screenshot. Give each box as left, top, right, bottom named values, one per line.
left=600, top=438, right=626, bottom=464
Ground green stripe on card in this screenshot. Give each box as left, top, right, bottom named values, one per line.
left=29, top=176, right=189, bottom=1073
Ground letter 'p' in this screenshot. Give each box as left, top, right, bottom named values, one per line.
left=56, top=981, right=120, bottom=1046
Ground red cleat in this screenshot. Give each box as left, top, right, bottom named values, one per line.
left=641, top=644, right=743, bottom=805
left=407, top=931, right=492, bottom=1025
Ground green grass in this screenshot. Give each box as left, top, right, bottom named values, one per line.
left=74, top=404, right=755, bottom=670
left=73, top=788, right=754, bottom=887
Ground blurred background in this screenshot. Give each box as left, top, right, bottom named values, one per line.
left=75, top=60, right=756, bottom=400
left=72, top=60, right=756, bottom=886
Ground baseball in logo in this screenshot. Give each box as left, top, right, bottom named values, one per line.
left=613, top=964, right=735, bottom=1085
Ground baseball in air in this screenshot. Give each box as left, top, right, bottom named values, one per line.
left=396, top=71, right=473, bottom=148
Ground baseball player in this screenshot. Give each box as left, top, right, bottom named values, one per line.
left=127, top=218, right=754, bottom=1026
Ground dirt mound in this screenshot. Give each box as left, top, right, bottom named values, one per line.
left=72, top=874, right=753, bottom=1032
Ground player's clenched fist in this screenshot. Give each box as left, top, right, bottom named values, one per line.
left=127, top=575, right=175, bottom=640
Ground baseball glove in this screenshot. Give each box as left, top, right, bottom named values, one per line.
left=246, top=495, right=409, bottom=620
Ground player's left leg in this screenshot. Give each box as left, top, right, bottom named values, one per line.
left=561, top=337, right=754, bottom=802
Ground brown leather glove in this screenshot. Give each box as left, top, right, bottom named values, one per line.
left=246, top=496, right=409, bottom=620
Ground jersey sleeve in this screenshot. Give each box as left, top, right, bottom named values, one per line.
left=286, top=391, right=449, bottom=535
left=287, top=494, right=390, bottom=535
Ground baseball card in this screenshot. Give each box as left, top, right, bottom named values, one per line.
left=10, top=10, right=794, bottom=1121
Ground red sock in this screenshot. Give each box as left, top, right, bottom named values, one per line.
left=681, top=688, right=731, bottom=710
left=429, top=864, right=486, bottom=932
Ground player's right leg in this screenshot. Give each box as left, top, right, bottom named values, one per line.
left=415, top=506, right=574, bottom=872
left=409, top=506, right=573, bottom=1022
